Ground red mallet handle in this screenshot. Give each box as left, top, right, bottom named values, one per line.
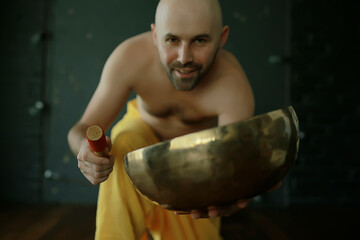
left=86, top=125, right=110, bottom=157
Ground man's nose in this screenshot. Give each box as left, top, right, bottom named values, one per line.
left=177, top=44, right=193, bottom=64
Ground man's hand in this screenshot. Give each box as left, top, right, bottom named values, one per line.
left=174, top=182, right=282, bottom=219
left=174, top=199, right=251, bottom=219
left=77, top=136, right=114, bottom=185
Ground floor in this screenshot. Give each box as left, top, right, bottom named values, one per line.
left=221, top=206, right=359, bottom=240
left=0, top=204, right=358, bottom=240
left=0, top=204, right=95, bottom=240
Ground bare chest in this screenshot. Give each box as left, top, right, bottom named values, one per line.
left=143, top=99, right=205, bottom=122
left=136, top=95, right=218, bottom=140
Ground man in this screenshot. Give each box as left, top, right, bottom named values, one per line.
left=68, top=0, right=279, bottom=239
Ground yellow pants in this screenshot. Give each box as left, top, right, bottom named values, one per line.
left=95, top=100, right=222, bottom=240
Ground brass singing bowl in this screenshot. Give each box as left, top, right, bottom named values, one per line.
left=124, top=107, right=299, bottom=211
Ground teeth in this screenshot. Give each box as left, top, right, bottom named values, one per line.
left=178, top=69, right=193, bottom=74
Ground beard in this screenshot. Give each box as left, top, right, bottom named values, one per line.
left=162, top=48, right=219, bottom=91
left=166, top=62, right=203, bottom=91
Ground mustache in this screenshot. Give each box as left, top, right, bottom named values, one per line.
left=170, top=61, right=202, bottom=70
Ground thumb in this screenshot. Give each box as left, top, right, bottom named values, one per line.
left=106, top=136, right=112, bottom=152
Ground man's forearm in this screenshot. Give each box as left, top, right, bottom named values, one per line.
left=67, top=123, right=89, bottom=156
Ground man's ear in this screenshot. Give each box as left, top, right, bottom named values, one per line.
left=220, top=25, right=229, bottom=47
left=151, top=23, right=157, bottom=46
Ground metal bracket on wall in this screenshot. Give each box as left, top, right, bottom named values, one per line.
left=268, top=55, right=291, bottom=65
left=28, top=101, right=45, bottom=117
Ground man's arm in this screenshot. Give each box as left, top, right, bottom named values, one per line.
left=217, top=53, right=255, bottom=126
left=67, top=39, right=136, bottom=185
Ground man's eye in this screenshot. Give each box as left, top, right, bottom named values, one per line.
left=195, top=39, right=207, bottom=44
left=166, top=38, right=178, bottom=43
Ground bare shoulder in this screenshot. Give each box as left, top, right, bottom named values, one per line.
left=111, top=32, right=154, bottom=60
left=217, top=49, right=244, bottom=74
left=210, top=49, right=255, bottom=125
left=102, top=32, right=156, bottom=86
left=97, top=31, right=157, bottom=94
left=219, top=49, right=241, bottom=65
left=105, top=32, right=155, bottom=77
left=210, top=49, right=252, bottom=96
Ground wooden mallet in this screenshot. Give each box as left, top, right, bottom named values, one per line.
left=86, top=125, right=110, bottom=157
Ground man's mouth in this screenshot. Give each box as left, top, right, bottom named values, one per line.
left=173, top=68, right=198, bottom=78
left=176, top=68, right=196, bottom=73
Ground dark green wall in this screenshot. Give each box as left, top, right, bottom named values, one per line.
left=0, top=1, right=46, bottom=203
left=288, top=0, right=360, bottom=205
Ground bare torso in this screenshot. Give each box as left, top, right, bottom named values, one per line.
left=129, top=32, right=250, bottom=140
left=81, top=32, right=254, bottom=140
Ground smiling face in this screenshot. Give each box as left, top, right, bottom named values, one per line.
left=152, top=0, right=229, bottom=91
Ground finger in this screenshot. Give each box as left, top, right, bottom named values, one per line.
left=209, top=200, right=250, bottom=218
left=94, top=175, right=111, bottom=184
left=108, top=155, right=115, bottom=165
left=191, top=210, right=203, bottom=219
left=78, top=149, right=110, bottom=166
left=207, top=206, right=219, bottom=218
left=91, top=160, right=114, bottom=172
left=208, top=209, right=219, bottom=218
left=82, top=167, right=112, bottom=185
left=267, top=181, right=282, bottom=192
left=78, top=159, right=89, bottom=172
left=86, top=174, right=109, bottom=185
left=97, top=155, right=114, bottom=166
left=93, top=167, right=113, bottom=179
left=236, top=199, right=250, bottom=209
left=174, top=211, right=191, bottom=215
left=82, top=171, right=98, bottom=185
left=190, top=206, right=231, bottom=219
left=210, top=204, right=237, bottom=217
left=78, top=157, right=110, bottom=173
left=191, top=199, right=252, bottom=219
left=79, top=160, right=113, bottom=180
left=106, top=136, right=112, bottom=152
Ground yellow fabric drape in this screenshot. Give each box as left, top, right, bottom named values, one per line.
left=95, top=100, right=222, bottom=240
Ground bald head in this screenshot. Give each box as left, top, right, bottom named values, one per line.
left=151, top=0, right=229, bottom=91
left=154, top=0, right=224, bottom=37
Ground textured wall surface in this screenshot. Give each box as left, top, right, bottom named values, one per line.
left=289, top=0, right=360, bottom=205
left=0, top=1, right=46, bottom=203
